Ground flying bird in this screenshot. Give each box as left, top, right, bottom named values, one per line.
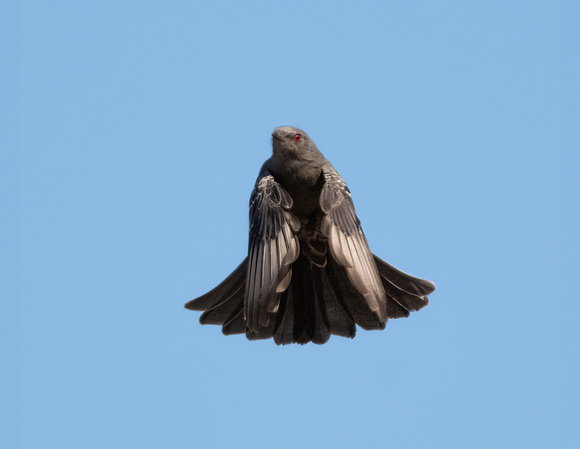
left=185, top=126, right=435, bottom=345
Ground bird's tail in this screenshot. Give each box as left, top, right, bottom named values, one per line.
left=372, top=254, right=435, bottom=319
left=185, top=254, right=435, bottom=345
left=269, top=252, right=356, bottom=345
left=184, top=258, right=248, bottom=335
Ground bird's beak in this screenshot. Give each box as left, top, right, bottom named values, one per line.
left=272, top=131, right=283, bottom=141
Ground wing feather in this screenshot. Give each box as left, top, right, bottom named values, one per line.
left=320, top=166, right=387, bottom=323
left=245, top=174, right=300, bottom=333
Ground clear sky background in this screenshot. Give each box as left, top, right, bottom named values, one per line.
left=3, top=1, right=578, bottom=448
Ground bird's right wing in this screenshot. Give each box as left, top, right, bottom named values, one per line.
left=245, top=174, right=300, bottom=333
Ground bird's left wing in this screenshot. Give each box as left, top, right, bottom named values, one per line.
left=245, top=174, right=300, bottom=333
left=320, top=165, right=387, bottom=326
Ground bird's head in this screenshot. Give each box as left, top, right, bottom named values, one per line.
left=271, top=126, right=318, bottom=160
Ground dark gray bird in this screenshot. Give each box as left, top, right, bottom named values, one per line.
left=185, top=126, right=435, bottom=345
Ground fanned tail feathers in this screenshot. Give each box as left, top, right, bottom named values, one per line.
left=373, top=254, right=434, bottom=318
left=185, top=254, right=434, bottom=345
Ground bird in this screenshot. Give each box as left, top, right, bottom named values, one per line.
left=185, top=126, right=435, bottom=345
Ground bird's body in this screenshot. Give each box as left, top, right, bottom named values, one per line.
left=185, top=126, right=435, bottom=345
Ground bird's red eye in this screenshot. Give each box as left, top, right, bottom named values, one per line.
left=294, top=134, right=302, bottom=141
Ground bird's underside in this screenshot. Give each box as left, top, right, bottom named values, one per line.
left=185, top=126, right=435, bottom=345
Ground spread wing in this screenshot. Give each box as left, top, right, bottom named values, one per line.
left=245, top=174, right=300, bottom=333
left=319, top=166, right=387, bottom=324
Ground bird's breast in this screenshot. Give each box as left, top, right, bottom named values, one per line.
left=268, top=157, right=325, bottom=222
left=285, top=170, right=325, bottom=224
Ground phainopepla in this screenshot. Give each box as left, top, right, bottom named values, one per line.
left=185, top=126, right=435, bottom=345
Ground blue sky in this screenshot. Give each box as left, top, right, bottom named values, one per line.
left=4, top=1, right=577, bottom=448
